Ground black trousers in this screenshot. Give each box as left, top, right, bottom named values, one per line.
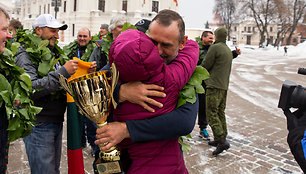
left=198, top=83, right=208, bottom=130
left=0, top=105, right=8, bottom=174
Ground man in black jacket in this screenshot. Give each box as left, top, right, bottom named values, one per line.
left=15, top=14, right=79, bottom=174
left=198, top=30, right=241, bottom=141
left=198, top=31, right=214, bottom=140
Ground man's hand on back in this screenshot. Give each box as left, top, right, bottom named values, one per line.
left=119, top=81, right=166, bottom=112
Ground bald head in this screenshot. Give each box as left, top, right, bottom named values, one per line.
left=77, top=27, right=92, bottom=47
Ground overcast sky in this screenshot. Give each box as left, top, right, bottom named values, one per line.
left=178, top=0, right=215, bottom=29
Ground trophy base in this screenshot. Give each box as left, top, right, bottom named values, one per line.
left=95, top=147, right=122, bottom=174
left=96, top=160, right=123, bottom=174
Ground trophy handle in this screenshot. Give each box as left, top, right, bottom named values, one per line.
left=58, top=74, right=74, bottom=97
left=110, top=63, right=119, bottom=109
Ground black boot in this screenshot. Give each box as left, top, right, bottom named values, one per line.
left=208, top=140, right=219, bottom=147
left=212, top=140, right=230, bottom=156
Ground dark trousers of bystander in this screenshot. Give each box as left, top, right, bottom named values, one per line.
left=198, top=93, right=208, bottom=130
left=198, top=82, right=208, bottom=130
left=82, top=116, right=99, bottom=154
left=0, top=104, right=8, bottom=173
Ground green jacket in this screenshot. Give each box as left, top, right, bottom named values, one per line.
left=201, top=27, right=233, bottom=90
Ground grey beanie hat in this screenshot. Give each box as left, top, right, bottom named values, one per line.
left=100, top=24, right=109, bottom=31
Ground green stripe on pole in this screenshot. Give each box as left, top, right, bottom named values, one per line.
left=67, top=102, right=84, bottom=150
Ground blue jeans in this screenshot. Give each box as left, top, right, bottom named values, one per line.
left=23, top=122, right=63, bottom=174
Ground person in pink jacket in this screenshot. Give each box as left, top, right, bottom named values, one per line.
left=109, top=27, right=198, bottom=174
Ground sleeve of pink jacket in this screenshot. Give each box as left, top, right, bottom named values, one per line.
left=167, top=39, right=199, bottom=90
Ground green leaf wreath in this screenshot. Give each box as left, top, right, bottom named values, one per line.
left=195, top=36, right=205, bottom=64
left=0, top=48, right=42, bottom=142
left=14, top=29, right=69, bottom=77
left=13, top=29, right=69, bottom=101
left=178, top=66, right=210, bottom=152
left=63, top=38, right=99, bottom=61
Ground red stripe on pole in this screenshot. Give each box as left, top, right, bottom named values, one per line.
left=67, top=149, right=85, bottom=174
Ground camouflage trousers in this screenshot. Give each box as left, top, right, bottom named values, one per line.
left=206, top=88, right=228, bottom=142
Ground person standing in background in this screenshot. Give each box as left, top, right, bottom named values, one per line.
left=198, top=30, right=241, bottom=141
left=98, top=24, right=109, bottom=39
left=284, top=46, right=288, bottom=56
left=89, top=15, right=128, bottom=71
left=198, top=30, right=214, bottom=140
left=8, top=19, right=22, bottom=36
left=63, top=27, right=99, bottom=157
left=201, top=27, right=233, bottom=156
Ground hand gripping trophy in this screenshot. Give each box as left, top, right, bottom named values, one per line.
left=59, top=63, right=121, bottom=174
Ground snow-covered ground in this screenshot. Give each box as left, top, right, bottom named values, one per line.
left=185, top=42, right=306, bottom=174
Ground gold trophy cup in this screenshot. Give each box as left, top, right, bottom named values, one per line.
left=59, top=64, right=121, bottom=174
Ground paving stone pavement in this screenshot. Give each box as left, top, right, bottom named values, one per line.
left=6, top=47, right=305, bottom=173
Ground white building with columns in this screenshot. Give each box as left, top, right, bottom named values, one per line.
left=19, top=0, right=178, bottom=42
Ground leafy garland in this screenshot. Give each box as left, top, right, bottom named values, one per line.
left=0, top=48, right=42, bottom=142
left=178, top=66, right=210, bottom=152
left=195, top=36, right=203, bottom=50
left=195, top=36, right=205, bottom=64
left=92, top=33, right=102, bottom=41
left=13, top=29, right=70, bottom=101
left=63, top=39, right=97, bottom=62
left=14, top=29, right=69, bottom=77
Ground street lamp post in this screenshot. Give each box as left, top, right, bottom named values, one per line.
left=277, top=24, right=282, bottom=49
left=55, top=0, right=58, bottom=18
left=52, top=0, right=61, bottom=19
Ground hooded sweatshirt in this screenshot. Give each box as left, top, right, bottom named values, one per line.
left=109, top=29, right=198, bottom=174
left=201, top=27, right=233, bottom=90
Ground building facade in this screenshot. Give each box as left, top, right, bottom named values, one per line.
left=230, top=20, right=304, bottom=46
left=9, top=0, right=304, bottom=46
left=230, top=20, right=279, bottom=46
left=19, top=0, right=178, bottom=42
